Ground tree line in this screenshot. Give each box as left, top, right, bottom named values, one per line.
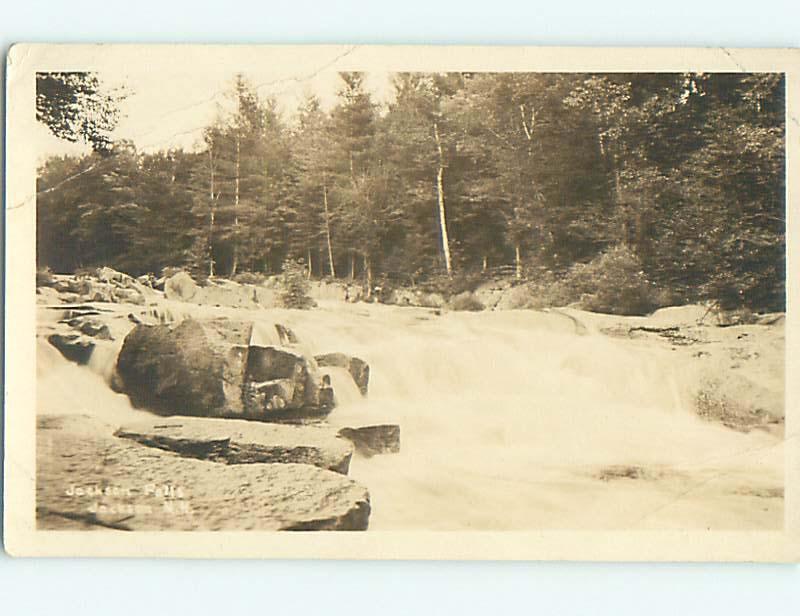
left=36, top=71, right=785, bottom=311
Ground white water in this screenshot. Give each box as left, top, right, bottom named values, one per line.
left=37, top=301, right=784, bottom=530
left=288, top=303, right=783, bottom=530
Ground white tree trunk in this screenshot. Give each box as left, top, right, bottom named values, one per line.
left=231, top=134, right=241, bottom=277
left=364, top=254, right=372, bottom=299
left=515, top=243, right=522, bottom=280
left=208, top=148, right=216, bottom=278
left=433, top=121, right=452, bottom=276
left=323, top=182, right=336, bottom=278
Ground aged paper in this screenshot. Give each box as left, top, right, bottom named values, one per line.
left=4, top=45, right=799, bottom=559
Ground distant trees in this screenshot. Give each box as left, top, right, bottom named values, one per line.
left=36, top=71, right=786, bottom=311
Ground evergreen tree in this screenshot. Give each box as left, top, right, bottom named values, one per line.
left=35, top=70, right=786, bottom=312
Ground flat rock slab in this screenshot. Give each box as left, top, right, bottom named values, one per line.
left=337, top=424, right=401, bottom=457
left=115, top=416, right=353, bottom=474
left=37, top=414, right=369, bottom=531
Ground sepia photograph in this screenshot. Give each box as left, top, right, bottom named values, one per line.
left=4, top=45, right=798, bottom=559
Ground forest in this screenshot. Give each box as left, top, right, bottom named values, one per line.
left=36, top=71, right=786, bottom=313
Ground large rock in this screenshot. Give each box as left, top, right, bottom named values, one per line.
left=61, top=316, right=113, bottom=340
left=244, top=345, right=333, bottom=415
left=95, top=266, right=135, bottom=286
left=116, top=319, right=334, bottom=419
left=37, top=414, right=370, bottom=531
left=315, top=352, right=370, bottom=396
left=473, top=279, right=511, bottom=310
left=116, top=318, right=251, bottom=416
left=164, top=271, right=200, bottom=301
left=47, top=333, right=95, bottom=364
left=337, top=425, right=400, bottom=457
left=114, top=416, right=353, bottom=474
left=495, top=283, right=536, bottom=310
left=202, top=319, right=253, bottom=415
left=201, top=279, right=258, bottom=308
left=111, top=286, right=146, bottom=305
left=52, top=277, right=92, bottom=296
left=48, top=272, right=147, bottom=305
left=161, top=274, right=277, bottom=308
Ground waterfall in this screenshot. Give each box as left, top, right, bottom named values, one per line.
left=36, top=301, right=782, bottom=530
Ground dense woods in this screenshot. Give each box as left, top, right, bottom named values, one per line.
left=37, top=71, right=786, bottom=312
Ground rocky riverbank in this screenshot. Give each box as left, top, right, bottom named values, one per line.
left=36, top=268, right=401, bottom=531
left=559, top=304, right=785, bottom=435
left=37, top=268, right=785, bottom=531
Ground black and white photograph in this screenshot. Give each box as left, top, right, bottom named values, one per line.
left=4, top=45, right=798, bottom=559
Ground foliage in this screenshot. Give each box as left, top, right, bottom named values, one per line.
left=232, top=271, right=267, bottom=285
left=561, top=245, right=657, bottom=315
left=36, top=72, right=126, bottom=154
left=279, top=259, right=316, bottom=309
left=36, top=72, right=785, bottom=314
left=419, top=270, right=485, bottom=297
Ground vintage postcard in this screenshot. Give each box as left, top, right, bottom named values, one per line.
left=4, top=45, right=799, bottom=559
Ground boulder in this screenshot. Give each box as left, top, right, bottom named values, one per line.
left=52, top=276, right=118, bottom=303
left=202, top=319, right=254, bottom=416
left=37, top=414, right=370, bottom=531
left=53, top=277, right=91, bottom=295
left=162, top=275, right=274, bottom=308
left=116, top=319, right=334, bottom=419
left=116, top=318, right=251, bottom=416
left=494, top=283, right=536, bottom=310
left=315, top=352, right=370, bottom=396
left=59, top=292, right=81, bottom=304
left=164, top=271, right=200, bottom=301
left=87, top=284, right=115, bottom=303
left=114, top=416, right=353, bottom=474
left=51, top=275, right=142, bottom=304
left=47, top=333, right=95, bottom=365
left=95, top=266, right=135, bottom=286
left=245, top=345, right=331, bottom=413
left=246, top=378, right=296, bottom=412
left=448, top=291, right=485, bottom=312
left=201, top=279, right=258, bottom=308
left=136, top=274, right=156, bottom=288
left=337, top=425, right=400, bottom=457
left=473, top=280, right=511, bottom=310
left=61, top=317, right=113, bottom=340
left=111, top=286, right=146, bottom=305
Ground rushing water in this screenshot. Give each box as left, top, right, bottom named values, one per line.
left=291, top=303, right=783, bottom=530
left=37, top=301, right=784, bottom=530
